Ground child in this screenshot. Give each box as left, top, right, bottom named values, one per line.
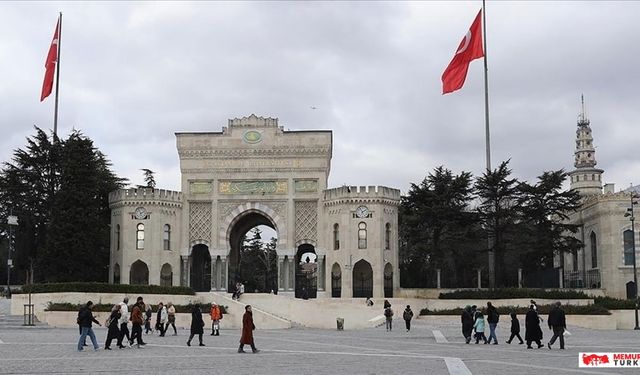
left=473, top=311, right=488, bottom=344
left=506, top=312, right=524, bottom=344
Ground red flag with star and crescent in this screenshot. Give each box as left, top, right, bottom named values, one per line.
left=40, top=17, right=60, bottom=102
left=442, top=9, right=484, bottom=94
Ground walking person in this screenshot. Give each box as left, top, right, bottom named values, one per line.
left=505, top=312, right=524, bottom=345
left=129, top=298, right=146, bottom=348
left=77, top=301, right=101, bottom=351
left=525, top=304, right=544, bottom=349
left=403, top=305, right=413, bottom=332
left=116, top=297, right=130, bottom=349
left=473, top=311, right=488, bottom=344
left=144, top=304, right=153, bottom=334
left=186, top=304, right=205, bottom=347
left=461, top=305, right=474, bottom=344
left=166, top=302, right=177, bottom=336
left=547, top=301, right=567, bottom=350
left=486, top=302, right=500, bottom=344
left=210, top=302, right=223, bottom=336
left=384, top=304, right=394, bottom=332
left=158, top=302, right=168, bottom=337
left=104, top=304, right=121, bottom=350
left=238, top=305, right=259, bottom=353
left=155, top=302, right=163, bottom=334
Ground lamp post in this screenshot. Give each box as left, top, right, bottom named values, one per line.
left=624, top=187, right=639, bottom=330
left=6, top=213, right=18, bottom=298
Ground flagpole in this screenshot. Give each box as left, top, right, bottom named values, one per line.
left=482, top=0, right=496, bottom=288
left=53, top=12, right=62, bottom=138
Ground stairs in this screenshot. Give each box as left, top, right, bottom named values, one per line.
left=0, top=298, right=48, bottom=329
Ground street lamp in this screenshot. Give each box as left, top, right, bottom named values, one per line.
left=6, top=214, right=18, bottom=298
left=624, top=187, right=639, bottom=330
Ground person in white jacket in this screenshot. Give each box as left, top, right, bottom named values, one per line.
left=159, top=303, right=169, bottom=337
left=116, top=297, right=130, bottom=349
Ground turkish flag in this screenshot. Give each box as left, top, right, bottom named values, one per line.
left=442, top=9, right=484, bottom=94
left=40, top=17, right=60, bottom=102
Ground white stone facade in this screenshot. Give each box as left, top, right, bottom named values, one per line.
left=109, top=115, right=401, bottom=299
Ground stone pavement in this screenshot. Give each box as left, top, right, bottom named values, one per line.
left=1, top=306, right=639, bottom=375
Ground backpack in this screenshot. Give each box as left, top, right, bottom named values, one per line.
left=384, top=308, right=393, bottom=318
left=403, top=310, right=412, bottom=321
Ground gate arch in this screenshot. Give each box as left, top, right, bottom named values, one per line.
left=130, top=260, right=149, bottom=285
left=352, top=259, right=373, bottom=298
left=331, top=263, right=342, bottom=298
left=384, top=263, right=393, bottom=298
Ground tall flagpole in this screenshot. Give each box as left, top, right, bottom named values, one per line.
left=53, top=12, right=62, bottom=138
left=482, top=0, right=496, bottom=288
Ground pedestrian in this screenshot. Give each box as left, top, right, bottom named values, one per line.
left=547, top=301, right=567, bottom=350
left=76, top=308, right=87, bottom=347
left=104, top=304, right=121, bottom=350
left=232, top=282, right=241, bottom=300
left=470, top=305, right=479, bottom=322
left=366, top=297, right=374, bottom=307
left=210, top=302, right=223, bottom=336
left=486, top=301, right=500, bottom=344
left=166, top=302, right=177, bottom=336
left=473, top=311, right=488, bottom=344
left=144, top=304, right=153, bottom=334
left=384, top=304, right=394, bottom=332
left=116, top=297, right=131, bottom=349
left=531, top=299, right=543, bottom=322
left=187, top=303, right=206, bottom=347
left=525, top=304, right=544, bottom=349
left=77, top=300, right=101, bottom=351
left=238, top=305, right=259, bottom=353
left=403, top=305, right=413, bottom=332
left=155, top=302, right=163, bottom=334
left=129, top=298, right=146, bottom=348
left=505, top=312, right=524, bottom=345
left=461, top=305, right=474, bottom=344
left=383, top=299, right=391, bottom=309
left=158, top=302, right=168, bottom=337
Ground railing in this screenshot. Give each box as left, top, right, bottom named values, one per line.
left=564, top=268, right=601, bottom=289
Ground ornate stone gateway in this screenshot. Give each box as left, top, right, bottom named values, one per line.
left=109, top=115, right=401, bottom=299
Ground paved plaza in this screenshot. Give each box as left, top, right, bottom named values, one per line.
left=1, top=300, right=639, bottom=375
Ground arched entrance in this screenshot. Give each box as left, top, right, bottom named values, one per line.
left=191, top=244, right=211, bottom=292
left=160, top=263, right=173, bottom=287
left=331, top=263, right=341, bottom=298
left=228, top=211, right=278, bottom=293
left=295, top=244, right=317, bottom=299
left=384, top=263, right=393, bottom=298
left=130, top=260, right=149, bottom=285
left=352, top=259, right=373, bottom=298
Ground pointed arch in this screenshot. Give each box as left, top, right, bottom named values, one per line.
left=160, top=263, right=173, bottom=287
left=331, top=262, right=342, bottom=298
left=130, top=260, right=149, bottom=285
left=352, top=259, right=373, bottom=298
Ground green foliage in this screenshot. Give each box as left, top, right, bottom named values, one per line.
left=420, top=304, right=610, bottom=316
left=438, top=288, right=591, bottom=299
left=140, top=168, right=156, bottom=188
left=46, top=302, right=228, bottom=314
left=238, top=228, right=278, bottom=293
left=18, top=282, right=195, bottom=295
left=593, top=296, right=639, bottom=310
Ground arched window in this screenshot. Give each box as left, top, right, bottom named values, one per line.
left=163, top=224, right=171, bottom=250
left=136, top=223, right=145, bottom=250
left=113, top=263, right=120, bottom=285
left=590, top=231, right=598, bottom=268
left=160, top=263, right=172, bottom=287
left=385, top=223, right=391, bottom=250
left=115, top=224, right=120, bottom=251
left=624, top=229, right=635, bottom=266
left=358, top=222, right=367, bottom=249
left=333, top=223, right=340, bottom=250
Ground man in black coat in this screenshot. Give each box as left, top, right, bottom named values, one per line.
left=486, top=302, right=500, bottom=344
left=547, top=301, right=566, bottom=349
left=461, top=306, right=474, bottom=344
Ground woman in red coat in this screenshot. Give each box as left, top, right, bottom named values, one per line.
left=238, top=305, right=259, bottom=353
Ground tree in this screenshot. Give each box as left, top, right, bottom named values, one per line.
left=516, top=169, right=583, bottom=273
left=141, top=169, right=156, bottom=188
left=238, top=228, right=278, bottom=293
left=475, top=160, right=522, bottom=287
left=399, top=166, right=480, bottom=287
left=0, top=128, right=125, bottom=283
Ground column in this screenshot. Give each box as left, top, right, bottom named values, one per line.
left=278, top=255, right=286, bottom=292
left=518, top=268, right=523, bottom=288
left=317, top=255, right=325, bottom=291
left=477, top=269, right=482, bottom=289
left=210, top=258, right=216, bottom=291
left=436, top=269, right=441, bottom=289
left=181, top=256, right=189, bottom=287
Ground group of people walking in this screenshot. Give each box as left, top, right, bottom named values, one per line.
left=381, top=300, right=414, bottom=332
left=76, top=297, right=259, bottom=353
left=460, top=300, right=567, bottom=349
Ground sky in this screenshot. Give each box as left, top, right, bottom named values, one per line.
left=1, top=1, right=639, bottom=195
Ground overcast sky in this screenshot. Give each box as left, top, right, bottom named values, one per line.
left=1, top=1, right=639, bottom=194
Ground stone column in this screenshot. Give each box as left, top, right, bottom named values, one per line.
left=181, top=256, right=189, bottom=287
left=289, top=260, right=295, bottom=291
left=477, top=269, right=482, bottom=289
left=436, top=269, right=441, bottom=289
left=518, top=268, right=523, bottom=288
left=220, top=256, right=227, bottom=291
left=278, top=255, right=286, bottom=292
left=317, top=256, right=325, bottom=291
left=210, top=258, right=216, bottom=291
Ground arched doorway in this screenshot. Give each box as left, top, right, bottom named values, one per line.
left=331, top=263, right=341, bottom=298
left=352, top=259, right=373, bottom=298
left=384, top=263, right=393, bottom=298
left=130, top=260, right=149, bottom=285
left=295, top=244, right=317, bottom=299
left=113, top=263, right=120, bottom=284
left=160, top=263, right=173, bottom=287
left=228, top=211, right=278, bottom=293
left=191, top=244, right=211, bottom=292
left=626, top=281, right=637, bottom=300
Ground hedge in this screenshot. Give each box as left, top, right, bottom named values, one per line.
left=17, top=283, right=195, bottom=295
left=46, top=302, right=228, bottom=314
left=420, top=304, right=611, bottom=316
left=438, top=288, right=591, bottom=300
left=593, top=297, right=639, bottom=310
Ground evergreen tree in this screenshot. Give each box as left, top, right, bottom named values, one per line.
left=141, top=168, right=156, bottom=188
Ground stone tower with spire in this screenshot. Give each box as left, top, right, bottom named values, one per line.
left=569, top=96, right=603, bottom=195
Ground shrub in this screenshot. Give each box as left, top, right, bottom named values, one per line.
left=420, top=304, right=610, bottom=316
left=438, top=288, right=591, bottom=300
left=18, top=282, right=195, bottom=295
left=594, top=296, right=638, bottom=310
left=46, top=302, right=228, bottom=314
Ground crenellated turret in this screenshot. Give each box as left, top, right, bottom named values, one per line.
left=569, top=96, right=603, bottom=196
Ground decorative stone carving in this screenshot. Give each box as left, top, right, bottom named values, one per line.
left=190, top=181, right=213, bottom=194
left=295, top=179, right=318, bottom=193
left=219, top=180, right=287, bottom=195
left=189, top=202, right=212, bottom=243
left=295, top=200, right=318, bottom=243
